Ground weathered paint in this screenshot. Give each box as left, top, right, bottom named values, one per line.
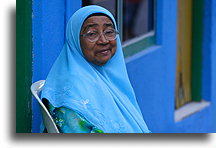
left=175, top=0, right=215, bottom=132
left=175, top=0, right=193, bottom=108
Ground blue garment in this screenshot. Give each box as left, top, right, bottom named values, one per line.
left=41, top=5, right=150, bottom=133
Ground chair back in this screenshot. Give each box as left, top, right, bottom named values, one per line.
left=31, top=80, right=60, bottom=133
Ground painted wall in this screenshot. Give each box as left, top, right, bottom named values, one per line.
left=32, top=0, right=215, bottom=133
left=32, top=0, right=82, bottom=132
left=17, top=0, right=32, bottom=133
left=126, top=0, right=178, bottom=132
left=126, top=0, right=215, bottom=133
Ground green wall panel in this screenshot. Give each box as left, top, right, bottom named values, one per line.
left=16, top=0, right=32, bottom=133
left=191, top=0, right=204, bottom=101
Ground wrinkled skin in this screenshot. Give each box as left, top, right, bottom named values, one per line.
left=80, top=16, right=117, bottom=66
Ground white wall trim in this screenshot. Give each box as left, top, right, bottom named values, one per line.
left=175, top=100, right=210, bottom=122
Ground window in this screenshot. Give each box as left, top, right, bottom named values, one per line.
left=123, top=0, right=154, bottom=42
left=175, top=0, right=203, bottom=109
left=82, top=0, right=156, bottom=58
left=82, top=0, right=117, bottom=18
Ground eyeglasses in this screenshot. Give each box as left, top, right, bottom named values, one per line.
left=80, top=29, right=119, bottom=42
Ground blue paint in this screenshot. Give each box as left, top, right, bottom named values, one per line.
left=32, top=0, right=82, bottom=133
left=211, top=0, right=216, bottom=108
left=126, top=0, right=215, bottom=133
left=171, top=0, right=216, bottom=131
left=65, top=0, right=82, bottom=23
left=202, top=0, right=213, bottom=102
left=32, top=0, right=215, bottom=133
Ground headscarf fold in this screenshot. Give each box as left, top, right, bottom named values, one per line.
left=41, top=5, right=150, bottom=133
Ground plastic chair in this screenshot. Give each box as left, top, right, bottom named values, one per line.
left=31, top=80, right=60, bottom=133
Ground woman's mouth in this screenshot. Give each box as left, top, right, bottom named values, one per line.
left=96, top=49, right=111, bottom=56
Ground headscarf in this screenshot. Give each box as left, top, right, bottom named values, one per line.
left=41, top=5, right=150, bottom=133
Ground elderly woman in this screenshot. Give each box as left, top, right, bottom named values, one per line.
left=41, top=5, right=150, bottom=133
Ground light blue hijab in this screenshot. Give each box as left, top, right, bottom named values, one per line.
left=41, top=5, right=150, bottom=133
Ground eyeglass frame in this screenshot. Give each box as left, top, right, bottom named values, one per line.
left=80, top=28, right=119, bottom=43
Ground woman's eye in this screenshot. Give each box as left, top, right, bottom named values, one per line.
left=87, top=32, right=98, bottom=37
left=105, top=30, right=114, bottom=35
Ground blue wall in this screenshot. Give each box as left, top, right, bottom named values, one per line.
left=126, top=0, right=215, bottom=133
left=126, top=0, right=178, bottom=132
left=32, top=0, right=215, bottom=133
left=32, top=0, right=82, bottom=133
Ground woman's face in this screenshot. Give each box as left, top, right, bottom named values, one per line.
left=80, top=15, right=117, bottom=66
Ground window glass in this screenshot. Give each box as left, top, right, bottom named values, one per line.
left=123, top=0, right=155, bottom=42
left=82, top=0, right=117, bottom=19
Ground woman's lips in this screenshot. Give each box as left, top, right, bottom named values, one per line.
left=96, top=48, right=111, bottom=55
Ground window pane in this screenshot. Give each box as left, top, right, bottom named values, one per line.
left=123, top=0, right=154, bottom=42
left=82, top=0, right=117, bottom=19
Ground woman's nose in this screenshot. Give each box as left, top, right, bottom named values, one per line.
left=97, top=33, right=109, bottom=44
